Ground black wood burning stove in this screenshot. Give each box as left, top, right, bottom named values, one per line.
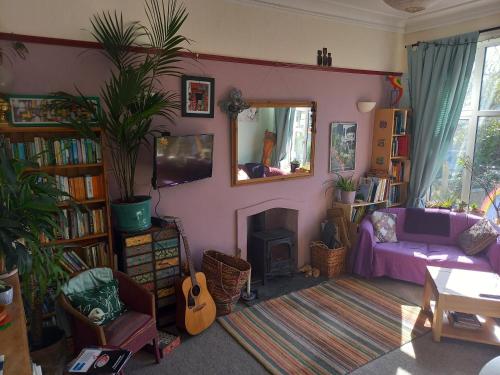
left=249, top=228, right=295, bottom=285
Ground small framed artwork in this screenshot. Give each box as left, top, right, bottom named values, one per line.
left=329, top=122, right=357, bottom=172
left=8, top=94, right=99, bottom=127
left=181, top=75, right=215, bottom=118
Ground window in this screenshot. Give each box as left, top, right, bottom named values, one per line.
left=430, top=36, right=500, bottom=219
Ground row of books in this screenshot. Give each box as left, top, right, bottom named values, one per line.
left=393, top=111, right=407, bottom=135
left=389, top=185, right=402, bottom=205
left=357, top=176, right=389, bottom=203
left=390, top=160, right=409, bottom=183
left=55, top=174, right=104, bottom=201
left=447, top=311, right=482, bottom=330
left=2, top=137, right=101, bottom=166
left=391, top=135, right=409, bottom=157
left=59, top=242, right=108, bottom=273
left=350, top=204, right=380, bottom=224
left=58, top=208, right=106, bottom=240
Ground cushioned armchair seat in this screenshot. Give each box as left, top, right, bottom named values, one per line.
left=59, top=268, right=161, bottom=362
left=352, top=208, right=500, bottom=284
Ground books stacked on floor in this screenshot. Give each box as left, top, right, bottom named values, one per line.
left=447, top=311, right=482, bottom=330
left=58, top=208, right=106, bottom=239
left=389, top=185, right=401, bottom=205
left=2, top=137, right=101, bottom=166
left=391, top=135, right=409, bottom=157
left=357, top=175, right=388, bottom=203
left=55, top=174, right=104, bottom=201
left=393, top=111, right=407, bottom=134
left=68, top=347, right=131, bottom=374
left=60, top=243, right=108, bottom=274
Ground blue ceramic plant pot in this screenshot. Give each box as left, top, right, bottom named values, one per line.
left=111, top=195, right=152, bottom=232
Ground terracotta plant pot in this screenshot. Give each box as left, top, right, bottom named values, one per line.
left=341, top=191, right=356, bottom=204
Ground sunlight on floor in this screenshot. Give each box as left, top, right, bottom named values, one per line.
left=399, top=343, right=416, bottom=359
left=396, top=367, right=413, bottom=375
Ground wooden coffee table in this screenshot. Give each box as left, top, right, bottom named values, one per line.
left=422, top=266, right=500, bottom=345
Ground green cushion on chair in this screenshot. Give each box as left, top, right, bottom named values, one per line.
left=66, top=279, right=125, bottom=325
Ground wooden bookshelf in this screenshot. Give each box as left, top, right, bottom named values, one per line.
left=371, top=108, right=411, bottom=207
left=0, top=125, right=114, bottom=272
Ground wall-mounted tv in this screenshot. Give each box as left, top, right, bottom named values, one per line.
left=153, top=134, right=214, bottom=188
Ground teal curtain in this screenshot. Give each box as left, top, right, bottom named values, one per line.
left=272, top=108, right=296, bottom=167
left=407, top=32, right=479, bottom=207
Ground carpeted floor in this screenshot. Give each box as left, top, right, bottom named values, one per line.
left=126, top=275, right=499, bottom=375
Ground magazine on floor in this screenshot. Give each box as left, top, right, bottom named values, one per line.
left=68, top=347, right=132, bottom=374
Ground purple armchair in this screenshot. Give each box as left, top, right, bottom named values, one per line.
left=59, top=269, right=161, bottom=362
left=351, top=208, right=500, bottom=284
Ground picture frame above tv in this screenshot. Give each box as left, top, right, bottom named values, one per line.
left=181, top=75, right=215, bottom=118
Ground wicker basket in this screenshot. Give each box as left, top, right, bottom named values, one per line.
left=202, top=250, right=251, bottom=316
left=310, top=241, right=346, bottom=278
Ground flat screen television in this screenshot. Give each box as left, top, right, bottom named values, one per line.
left=153, top=134, right=214, bottom=188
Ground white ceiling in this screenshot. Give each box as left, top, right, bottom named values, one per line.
left=231, top=0, right=500, bottom=33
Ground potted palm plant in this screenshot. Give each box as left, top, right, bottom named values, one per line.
left=55, top=0, right=189, bottom=232
left=0, top=138, right=69, bottom=373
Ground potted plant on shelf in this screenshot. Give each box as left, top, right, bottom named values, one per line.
left=290, top=159, right=300, bottom=173
left=0, top=138, right=69, bottom=373
left=54, top=0, right=189, bottom=232
left=335, top=174, right=356, bottom=204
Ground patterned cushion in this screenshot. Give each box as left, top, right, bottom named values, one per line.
left=371, top=211, right=398, bottom=243
left=457, top=219, right=498, bottom=256
left=67, top=279, right=125, bottom=326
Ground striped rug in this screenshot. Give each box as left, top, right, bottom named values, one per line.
left=218, top=278, right=430, bottom=374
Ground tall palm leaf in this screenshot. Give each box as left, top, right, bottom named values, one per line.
left=54, top=0, right=188, bottom=202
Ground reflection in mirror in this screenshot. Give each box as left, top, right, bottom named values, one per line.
left=232, top=101, right=316, bottom=185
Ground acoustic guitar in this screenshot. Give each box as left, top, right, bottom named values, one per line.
left=175, top=218, right=216, bottom=335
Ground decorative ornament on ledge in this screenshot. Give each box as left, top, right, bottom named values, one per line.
left=0, top=98, right=9, bottom=125
left=219, top=88, right=250, bottom=120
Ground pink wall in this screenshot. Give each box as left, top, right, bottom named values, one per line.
left=4, top=42, right=386, bottom=266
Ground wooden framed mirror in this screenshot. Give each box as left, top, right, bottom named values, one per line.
left=231, top=100, right=316, bottom=186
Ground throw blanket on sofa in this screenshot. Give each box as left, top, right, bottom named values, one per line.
left=404, top=208, right=450, bottom=237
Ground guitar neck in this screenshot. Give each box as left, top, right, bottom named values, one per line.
left=176, top=219, right=198, bottom=287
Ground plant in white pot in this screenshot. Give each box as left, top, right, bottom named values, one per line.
left=335, top=174, right=356, bottom=204
left=54, top=0, right=189, bottom=232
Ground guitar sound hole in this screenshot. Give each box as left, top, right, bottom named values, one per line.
left=191, top=285, right=201, bottom=296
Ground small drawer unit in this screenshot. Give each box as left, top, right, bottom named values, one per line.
left=115, top=218, right=181, bottom=326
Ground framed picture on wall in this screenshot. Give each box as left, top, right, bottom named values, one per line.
left=7, top=94, right=100, bottom=127
left=181, top=75, right=215, bottom=118
left=329, top=122, right=357, bottom=172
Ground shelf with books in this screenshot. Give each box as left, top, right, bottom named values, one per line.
left=332, top=200, right=388, bottom=247
left=0, top=124, right=114, bottom=269
left=371, top=108, right=411, bottom=207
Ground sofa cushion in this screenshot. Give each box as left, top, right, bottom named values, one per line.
left=457, top=219, right=498, bottom=255
left=371, top=211, right=398, bottom=243
left=404, top=208, right=450, bottom=236
left=104, top=310, right=154, bottom=346
left=427, top=244, right=493, bottom=272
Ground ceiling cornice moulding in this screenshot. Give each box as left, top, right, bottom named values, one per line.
left=227, top=0, right=406, bottom=33
left=230, top=0, right=500, bottom=35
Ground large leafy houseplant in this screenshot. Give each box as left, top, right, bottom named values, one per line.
left=0, top=138, right=68, bottom=349
left=55, top=0, right=189, bottom=231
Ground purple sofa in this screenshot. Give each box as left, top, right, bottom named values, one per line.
left=351, top=208, right=500, bottom=285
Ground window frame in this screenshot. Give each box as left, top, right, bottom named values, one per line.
left=430, top=35, right=500, bottom=204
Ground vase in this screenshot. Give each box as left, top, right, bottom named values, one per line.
left=111, top=195, right=152, bottom=232
left=340, top=191, right=356, bottom=204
